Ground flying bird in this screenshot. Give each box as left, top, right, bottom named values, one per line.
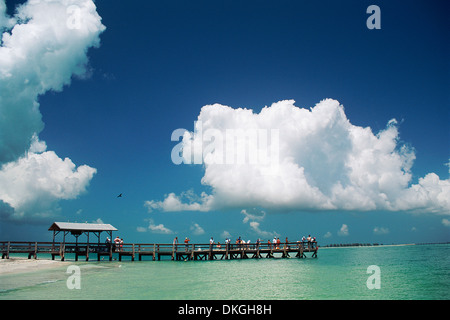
left=117, top=193, right=122, bottom=198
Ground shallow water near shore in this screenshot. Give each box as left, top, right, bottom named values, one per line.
left=1, top=244, right=449, bottom=300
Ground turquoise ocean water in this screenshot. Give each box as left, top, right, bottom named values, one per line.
left=0, top=244, right=449, bottom=300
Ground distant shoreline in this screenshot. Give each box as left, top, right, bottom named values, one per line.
left=320, top=243, right=415, bottom=249
left=320, top=242, right=450, bottom=249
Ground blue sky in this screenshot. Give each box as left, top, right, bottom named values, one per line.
left=0, top=0, right=449, bottom=245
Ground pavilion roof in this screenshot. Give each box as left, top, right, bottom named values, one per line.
left=48, top=222, right=117, bottom=232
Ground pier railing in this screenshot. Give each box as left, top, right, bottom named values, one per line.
left=1, top=240, right=318, bottom=261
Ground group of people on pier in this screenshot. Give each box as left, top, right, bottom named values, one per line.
left=103, top=234, right=317, bottom=252
left=172, top=234, right=317, bottom=251
left=105, top=236, right=124, bottom=252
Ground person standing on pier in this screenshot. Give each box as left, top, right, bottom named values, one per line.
left=173, top=237, right=178, bottom=251
left=184, top=237, right=190, bottom=251
left=114, top=236, right=121, bottom=252
left=105, top=237, right=111, bottom=252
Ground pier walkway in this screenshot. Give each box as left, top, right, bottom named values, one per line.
left=0, top=241, right=318, bottom=261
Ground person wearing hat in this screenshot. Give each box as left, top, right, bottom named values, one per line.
left=184, top=237, right=190, bottom=251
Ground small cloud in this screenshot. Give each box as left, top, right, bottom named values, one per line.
left=241, top=208, right=266, bottom=223
left=136, top=226, right=147, bottom=233
left=373, top=226, right=389, bottom=235
left=147, top=218, right=173, bottom=234
left=149, top=223, right=173, bottom=234
left=92, top=218, right=104, bottom=224
left=445, top=159, right=450, bottom=175
left=241, top=208, right=276, bottom=238
left=249, top=221, right=276, bottom=238
left=190, top=223, right=205, bottom=235
left=324, top=231, right=332, bottom=238
left=144, top=192, right=213, bottom=212
left=442, top=218, right=450, bottom=227
left=102, top=72, right=116, bottom=81
left=338, top=224, right=349, bottom=236
left=221, top=230, right=231, bottom=239
left=411, top=226, right=417, bottom=232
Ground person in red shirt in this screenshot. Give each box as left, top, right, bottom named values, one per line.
left=184, top=237, right=190, bottom=251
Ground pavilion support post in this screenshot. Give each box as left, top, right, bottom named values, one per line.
left=51, top=230, right=60, bottom=259
left=62, top=231, right=68, bottom=261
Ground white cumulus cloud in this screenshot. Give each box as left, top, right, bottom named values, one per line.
left=0, top=0, right=105, bottom=165
left=190, top=222, right=205, bottom=235
left=145, top=191, right=213, bottom=212
left=338, top=224, right=349, bottom=236
left=442, top=219, right=450, bottom=227
left=148, top=219, right=174, bottom=234
left=241, top=208, right=277, bottom=238
left=373, top=227, right=389, bottom=235
left=0, top=135, right=96, bottom=221
left=148, top=99, right=450, bottom=215
left=136, top=219, right=174, bottom=234
left=0, top=0, right=105, bottom=221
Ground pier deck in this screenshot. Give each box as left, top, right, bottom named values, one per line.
left=0, top=241, right=318, bottom=261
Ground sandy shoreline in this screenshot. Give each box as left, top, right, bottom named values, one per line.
left=0, top=257, right=70, bottom=275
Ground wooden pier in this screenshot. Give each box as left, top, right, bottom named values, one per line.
left=0, top=241, right=318, bottom=261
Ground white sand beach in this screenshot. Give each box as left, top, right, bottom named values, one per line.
left=0, top=257, right=69, bottom=275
